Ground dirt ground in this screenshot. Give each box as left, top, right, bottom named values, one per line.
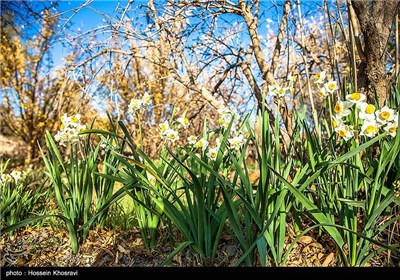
left=0, top=225, right=371, bottom=267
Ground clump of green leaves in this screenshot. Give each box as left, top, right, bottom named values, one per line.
left=0, top=160, right=47, bottom=235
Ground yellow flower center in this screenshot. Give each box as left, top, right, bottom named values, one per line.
left=211, top=152, right=217, bottom=158
left=338, top=130, right=346, bottom=137
left=314, top=73, right=320, bottom=80
left=389, top=127, right=397, bottom=133
left=318, top=91, right=324, bottom=97
left=350, top=92, right=361, bottom=101
left=380, top=111, right=391, bottom=120
left=365, top=104, right=375, bottom=114
left=160, top=124, right=167, bottom=132
left=184, top=118, right=189, bottom=125
left=71, top=116, right=78, bottom=123
left=198, top=142, right=203, bottom=148
left=60, top=124, right=65, bottom=129
left=365, top=125, right=375, bottom=133
left=328, top=83, right=335, bottom=90
left=60, top=116, right=65, bottom=122
left=334, top=104, right=342, bottom=113
left=332, top=120, right=338, bottom=128
left=169, top=134, right=176, bottom=139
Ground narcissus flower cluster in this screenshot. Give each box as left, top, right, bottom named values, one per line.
left=267, top=74, right=296, bottom=98
left=314, top=71, right=338, bottom=99
left=158, top=111, right=191, bottom=144
left=128, top=92, right=153, bottom=115
left=54, top=113, right=86, bottom=146
left=157, top=107, right=252, bottom=162
left=332, top=91, right=398, bottom=141
left=1, top=169, right=29, bottom=185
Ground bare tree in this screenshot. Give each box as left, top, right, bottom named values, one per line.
left=0, top=8, right=91, bottom=164
left=62, top=0, right=351, bottom=152
left=144, top=0, right=294, bottom=146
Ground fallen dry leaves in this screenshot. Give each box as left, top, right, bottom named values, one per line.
left=0, top=224, right=394, bottom=267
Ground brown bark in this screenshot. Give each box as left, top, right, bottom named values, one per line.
left=350, top=0, right=400, bottom=106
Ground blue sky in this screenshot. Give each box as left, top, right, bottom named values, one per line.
left=53, top=0, right=143, bottom=65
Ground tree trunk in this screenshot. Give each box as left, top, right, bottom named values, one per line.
left=351, top=0, right=399, bottom=107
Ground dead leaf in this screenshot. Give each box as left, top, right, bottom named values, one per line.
left=314, top=258, right=322, bottom=266
left=117, top=245, right=127, bottom=254
left=322, top=253, right=334, bottom=266
left=299, top=236, right=313, bottom=244
left=310, top=243, right=323, bottom=249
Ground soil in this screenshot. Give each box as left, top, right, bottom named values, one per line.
left=0, top=225, right=350, bottom=267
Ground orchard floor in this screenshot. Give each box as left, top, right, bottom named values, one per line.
left=1, top=225, right=396, bottom=267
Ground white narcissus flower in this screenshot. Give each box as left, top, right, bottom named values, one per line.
left=131, top=99, right=143, bottom=109
left=177, top=116, right=190, bottom=129
left=357, top=102, right=376, bottom=121
left=360, top=120, right=379, bottom=138
left=324, top=80, right=338, bottom=94
left=165, top=129, right=179, bottom=143
left=242, top=126, right=251, bottom=138
left=60, top=113, right=71, bottom=124
left=346, top=92, right=366, bottom=104
left=228, top=134, right=245, bottom=151
left=196, top=138, right=209, bottom=152
left=267, top=85, right=278, bottom=96
left=66, top=128, right=79, bottom=142
left=219, top=115, right=236, bottom=130
left=335, top=125, right=354, bottom=142
left=333, top=101, right=353, bottom=118
left=1, top=174, right=12, bottom=183
left=128, top=99, right=143, bottom=114
left=77, top=124, right=86, bottom=134
left=141, top=92, right=152, bottom=106
left=375, top=106, right=395, bottom=124
left=314, top=71, right=326, bottom=84
left=384, top=121, right=397, bottom=137
left=158, top=121, right=169, bottom=134
left=71, top=113, right=81, bottom=123
left=276, top=86, right=289, bottom=97
left=207, top=147, right=219, bottom=161
left=10, top=170, right=23, bottom=184
left=287, top=73, right=297, bottom=84
left=187, top=135, right=197, bottom=145
left=54, top=131, right=62, bottom=143
left=383, top=114, right=398, bottom=137
left=218, top=107, right=234, bottom=127
left=331, top=115, right=343, bottom=130
left=317, top=86, right=328, bottom=99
